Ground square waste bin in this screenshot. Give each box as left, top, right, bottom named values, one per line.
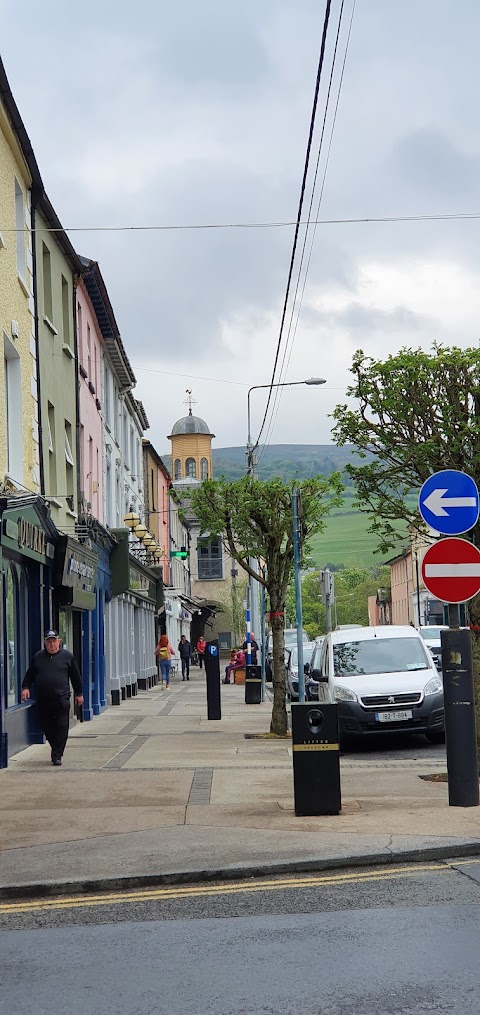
left=245, top=664, right=262, bottom=704
left=291, top=702, right=341, bottom=815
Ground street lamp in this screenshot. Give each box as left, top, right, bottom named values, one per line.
left=246, top=377, right=326, bottom=476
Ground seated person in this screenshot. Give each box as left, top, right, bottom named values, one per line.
left=224, top=648, right=246, bottom=683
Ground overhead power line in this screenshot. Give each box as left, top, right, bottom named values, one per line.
left=251, top=0, right=334, bottom=457
left=258, top=0, right=357, bottom=467
left=3, top=210, right=480, bottom=234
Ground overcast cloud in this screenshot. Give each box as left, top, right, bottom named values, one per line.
left=2, top=0, right=480, bottom=454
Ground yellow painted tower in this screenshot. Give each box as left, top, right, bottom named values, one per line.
left=168, top=391, right=214, bottom=484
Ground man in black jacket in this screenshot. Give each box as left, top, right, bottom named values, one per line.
left=21, top=631, right=83, bottom=766
left=178, top=634, right=191, bottom=680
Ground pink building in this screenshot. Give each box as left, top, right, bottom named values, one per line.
left=385, top=547, right=414, bottom=625
left=76, top=276, right=104, bottom=521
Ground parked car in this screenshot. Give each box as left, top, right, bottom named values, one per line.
left=418, top=625, right=448, bottom=674
left=266, top=628, right=310, bottom=682
left=286, top=642, right=316, bottom=700
left=308, top=625, right=444, bottom=743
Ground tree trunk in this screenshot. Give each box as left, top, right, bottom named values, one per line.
left=269, top=597, right=288, bottom=736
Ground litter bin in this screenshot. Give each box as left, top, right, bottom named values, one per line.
left=245, top=664, right=262, bottom=704
left=291, top=702, right=341, bottom=815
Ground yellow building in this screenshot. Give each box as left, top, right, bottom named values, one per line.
left=0, top=65, right=40, bottom=491
left=168, top=405, right=214, bottom=482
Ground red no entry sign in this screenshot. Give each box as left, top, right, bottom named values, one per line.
left=422, top=538, right=480, bottom=604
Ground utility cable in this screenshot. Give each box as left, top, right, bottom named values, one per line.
left=3, top=210, right=480, bottom=233
left=247, top=0, right=333, bottom=460
left=257, top=0, right=349, bottom=465
left=258, top=0, right=356, bottom=467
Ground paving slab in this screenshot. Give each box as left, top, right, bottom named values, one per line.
left=2, top=667, right=480, bottom=895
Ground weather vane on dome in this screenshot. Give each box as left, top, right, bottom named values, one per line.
left=184, top=389, right=197, bottom=416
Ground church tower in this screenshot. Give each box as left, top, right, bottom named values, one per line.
left=168, top=390, right=215, bottom=484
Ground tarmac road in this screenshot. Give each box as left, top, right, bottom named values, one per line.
left=2, top=858, right=480, bottom=1014
left=343, top=731, right=445, bottom=761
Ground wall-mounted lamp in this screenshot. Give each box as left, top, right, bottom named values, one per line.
left=124, top=511, right=140, bottom=529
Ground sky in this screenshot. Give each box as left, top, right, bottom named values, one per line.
left=2, top=0, right=480, bottom=456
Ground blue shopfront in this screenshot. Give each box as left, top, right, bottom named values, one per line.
left=0, top=495, right=58, bottom=766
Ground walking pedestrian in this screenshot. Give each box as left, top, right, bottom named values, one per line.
left=178, top=634, right=191, bottom=680
left=21, top=631, right=83, bottom=766
left=196, top=635, right=206, bottom=669
left=154, top=634, right=175, bottom=688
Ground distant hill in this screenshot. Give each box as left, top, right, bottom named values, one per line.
left=212, top=444, right=371, bottom=482
left=162, top=444, right=369, bottom=482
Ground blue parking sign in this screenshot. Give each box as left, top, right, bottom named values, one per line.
left=419, top=470, right=479, bottom=535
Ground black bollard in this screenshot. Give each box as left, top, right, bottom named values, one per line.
left=205, top=639, right=221, bottom=720
left=441, top=625, right=479, bottom=807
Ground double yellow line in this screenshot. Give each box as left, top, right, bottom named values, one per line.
left=1, top=858, right=478, bottom=915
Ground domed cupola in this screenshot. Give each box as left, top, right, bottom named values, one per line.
left=168, top=391, right=215, bottom=484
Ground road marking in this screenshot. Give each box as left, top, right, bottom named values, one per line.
left=425, top=563, right=480, bottom=578
left=1, top=859, right=478, bottom=915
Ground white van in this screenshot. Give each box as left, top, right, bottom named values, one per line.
left=310, top=625, right=444, bottom=743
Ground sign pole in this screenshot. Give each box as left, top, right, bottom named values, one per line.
left=441, top=615, right=479, bottom=807
left=418, top=470, right=480, bottom=807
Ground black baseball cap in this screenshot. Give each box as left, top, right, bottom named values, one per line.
left=45, top=630, right=59, bottom=639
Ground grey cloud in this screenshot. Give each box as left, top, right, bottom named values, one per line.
left=390, top=127, right=480, bottom=200
left=314, top=302, right=435, bottom=338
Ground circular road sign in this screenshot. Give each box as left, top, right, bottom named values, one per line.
left=422, top=537, right=480, bottom=604
left=418, top=470, right=479, bottom=536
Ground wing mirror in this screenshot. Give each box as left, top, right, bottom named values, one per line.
left=310, top=667, right=328, bottom=683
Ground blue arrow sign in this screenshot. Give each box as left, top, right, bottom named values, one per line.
left=419, top=470, right=479, bottom=535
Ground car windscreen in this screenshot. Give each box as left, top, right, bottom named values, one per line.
left=333, top=637, right=430, bottom=677
left=419, top=627, right=444, bottom=643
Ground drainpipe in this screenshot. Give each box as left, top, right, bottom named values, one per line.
left=72, top=278, right=82, bottom=516
left=30, top=189, right=45, bottom=495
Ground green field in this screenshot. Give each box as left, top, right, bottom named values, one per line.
left=309, top=507, right=408, bottom=569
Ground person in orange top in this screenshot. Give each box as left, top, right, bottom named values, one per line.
left=154, top=634, right=175, bottom=688
left=196, top=636, right=206, bottom=669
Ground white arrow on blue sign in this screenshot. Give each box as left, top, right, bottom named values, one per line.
left=419, top=470, right=479, bottom=535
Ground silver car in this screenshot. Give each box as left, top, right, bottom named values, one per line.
left=286, top=642, right=315, bottom=700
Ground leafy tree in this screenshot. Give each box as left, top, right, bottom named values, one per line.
left=288, top=566, right=391, bottom=638
left=332, top=343, right=480, bottom=753
left=191, top=474, right=343, bottom=735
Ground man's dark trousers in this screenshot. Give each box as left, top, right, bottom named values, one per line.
left=182, top=658, right=190, bottom=679
left=36, top=698, right=70, bottom=760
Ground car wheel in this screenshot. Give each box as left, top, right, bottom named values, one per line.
left=425, top=731, right=445, bottom=745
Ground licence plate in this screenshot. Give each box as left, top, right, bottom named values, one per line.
left=375, top=710, right=412, bottom=722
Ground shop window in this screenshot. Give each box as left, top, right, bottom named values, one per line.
left=200, top=458, right=209, bottom=480
left=5, top=563, right=17, bottom=707
left=186, top=458, right=196, bottom=479
left=174, top=459, right=181, bottom=480
left=197, top=538, right=223, bottom=580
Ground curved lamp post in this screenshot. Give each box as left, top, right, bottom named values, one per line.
left=246, top=377, right=326, bottom=476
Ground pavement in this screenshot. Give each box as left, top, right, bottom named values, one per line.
left=1, top=665, right=480, bottom=898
